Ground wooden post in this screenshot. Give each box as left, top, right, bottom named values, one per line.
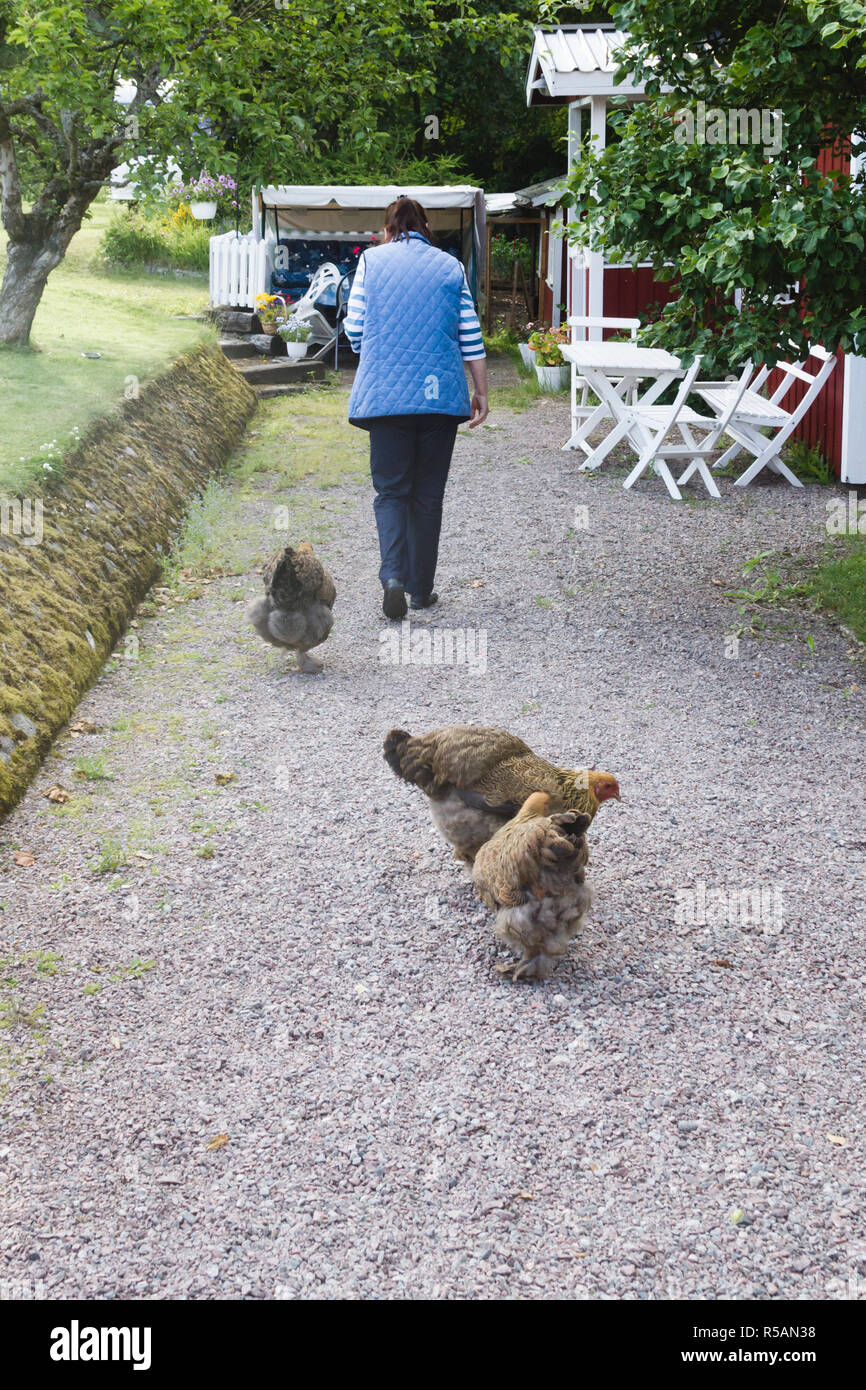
left=507, top=257, right=519, bottom=331
left=567, top=102, right=585, bottom=336
left=485, top=225, right=493, bottom=333
left=841, top=136, right=866, bottom=483
left=588, top=95, right=607, bottom=337
left=518, top=262, right=533, bottom=319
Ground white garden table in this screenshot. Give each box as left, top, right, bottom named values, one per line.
left=560, top=341, right=684, bottom=484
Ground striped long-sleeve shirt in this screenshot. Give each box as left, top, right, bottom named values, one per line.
left=344, top=240, right=486, bottom=360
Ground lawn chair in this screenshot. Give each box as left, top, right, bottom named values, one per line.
left=695, top=345, right=837, bottom=487
left=620, top=357, right=753, bottom=500
left=290, top=262, right=343, bottom=362
left=563, top=315, right=640, bottom=454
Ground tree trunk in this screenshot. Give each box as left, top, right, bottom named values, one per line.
left=0, top=238, right=63, bottom=347
left=414, top=92, right=424, bottom=160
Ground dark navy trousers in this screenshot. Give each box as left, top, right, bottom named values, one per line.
left=366, top=414, right=459, bottom=598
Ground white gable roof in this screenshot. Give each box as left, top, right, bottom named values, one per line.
left=526, top=24, right=667, bottom=103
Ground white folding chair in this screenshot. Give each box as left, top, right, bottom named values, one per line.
left=290, top=262, right=342, bottom=361
left=695, top=345, right=837, bottom=487
left=563, top=315, right=640, bottom=454
left=621, top=357, right=753, bottom=500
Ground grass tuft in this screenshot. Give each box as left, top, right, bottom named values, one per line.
left=809, top=539, right=866, bottom=642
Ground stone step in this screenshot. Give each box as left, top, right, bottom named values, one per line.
left=210, top=307, right=260, bottom=334
left=236, top=359, right=327, bottom=387
left=255, top=384, right=319, bottom=400
left=219, top=338, right=261, bottom=361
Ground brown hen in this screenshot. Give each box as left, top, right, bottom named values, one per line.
left=472, top=792, right=593, bottom=981
left=383, top=724, right=619, bottom=862
left=247, top=542, right=335, bottom=674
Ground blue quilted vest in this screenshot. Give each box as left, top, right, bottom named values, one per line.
left=348, top=233, right=471, bottom=425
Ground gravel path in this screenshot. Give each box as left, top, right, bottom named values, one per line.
left=1, top=372, right=864, bottom=1300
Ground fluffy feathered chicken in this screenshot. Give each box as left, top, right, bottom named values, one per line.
left=247, top=542, right=335, bottom=674
left=473, top=792, right=593, bottom=980
left=383, top=724, right=619, bottom=863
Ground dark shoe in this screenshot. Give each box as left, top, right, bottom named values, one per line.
left=382, top=579, right=408, bottom=620
left=410, top=591, right=438, bottom=610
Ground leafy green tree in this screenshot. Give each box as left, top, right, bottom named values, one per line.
left=0, top=0, right=564, bottom=346
left=0, top=0, right=301, bottom=345
left=562, top=1, right=866, bottom=369
left=373, top=0, right=567, bottom=190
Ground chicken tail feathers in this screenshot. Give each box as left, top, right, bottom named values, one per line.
left=383, top=728, right=441, bottom=795
left=264, top=544, right=334, bottom=608
left=383, top=728, right=415, bottom=782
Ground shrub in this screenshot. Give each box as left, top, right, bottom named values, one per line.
left=100, top=205, right=211, bottom=272
left=490, top=231, right=534, bottom=280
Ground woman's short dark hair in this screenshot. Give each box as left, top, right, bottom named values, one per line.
left=384, top=196, right=433, bottom=243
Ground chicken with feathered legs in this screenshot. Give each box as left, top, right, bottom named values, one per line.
left=472, top=792, right=593, bottom=980
left=247, top=542, right=335, bottom=674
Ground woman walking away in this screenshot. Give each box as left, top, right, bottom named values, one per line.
left=344, top=196, right=488, bottom=619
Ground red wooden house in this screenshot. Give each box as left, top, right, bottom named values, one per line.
left=524, top=23, right=866, bottom=484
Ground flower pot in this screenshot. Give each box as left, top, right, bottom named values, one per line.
left=535, top=362, right=567, bottom=391
left=519, top=343, right=536, bottom=369
left=260, top=322, right=279, bottom=336
left=189, top=200, right=217, bottom=220
left=283, top=340, right=309, bottom=359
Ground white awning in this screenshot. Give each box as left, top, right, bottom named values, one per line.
left=485, top=179, right=565, bottom=217
left=257, top=184, right=480, bottom=209
left=254, top=183, right=484, bottom=240
left=251, top=184, right=486, bottom=295
left=485, top=192, right=522, bottom=216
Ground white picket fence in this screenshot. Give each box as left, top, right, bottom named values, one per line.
left=209, top=230, right=270, bottom=307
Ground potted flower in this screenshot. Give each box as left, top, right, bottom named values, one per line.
left=278, top=314, right=312, bottom=359
left=523, top=325, right=546, bottom=369
left=255, top=293, right=285, bottom=335
left=534, top=329, right=569, bottom=391
left=173, top=171, right=238, bottom=220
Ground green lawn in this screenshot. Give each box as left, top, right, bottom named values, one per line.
left=810, top=539, right=866, bottom=644
left=0, top=197, right=212, bottom=493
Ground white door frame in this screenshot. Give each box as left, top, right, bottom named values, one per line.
left=841, top=136, right=866, bottom=484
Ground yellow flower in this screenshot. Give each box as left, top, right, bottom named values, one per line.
left=169, top=202, right=194, bottom=228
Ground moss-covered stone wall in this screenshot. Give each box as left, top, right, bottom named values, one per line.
left=0, top=342, right=256, bottom=818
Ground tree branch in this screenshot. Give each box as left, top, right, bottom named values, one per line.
left=5, top=89, right=47, bottom=118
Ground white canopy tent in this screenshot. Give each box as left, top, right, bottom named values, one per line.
left=252, top=184, right=485, bottom=296
left=211, top=182, right=485, bottom=311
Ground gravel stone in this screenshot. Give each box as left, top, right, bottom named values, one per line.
left=0, top=381, right=863, bottom=1300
